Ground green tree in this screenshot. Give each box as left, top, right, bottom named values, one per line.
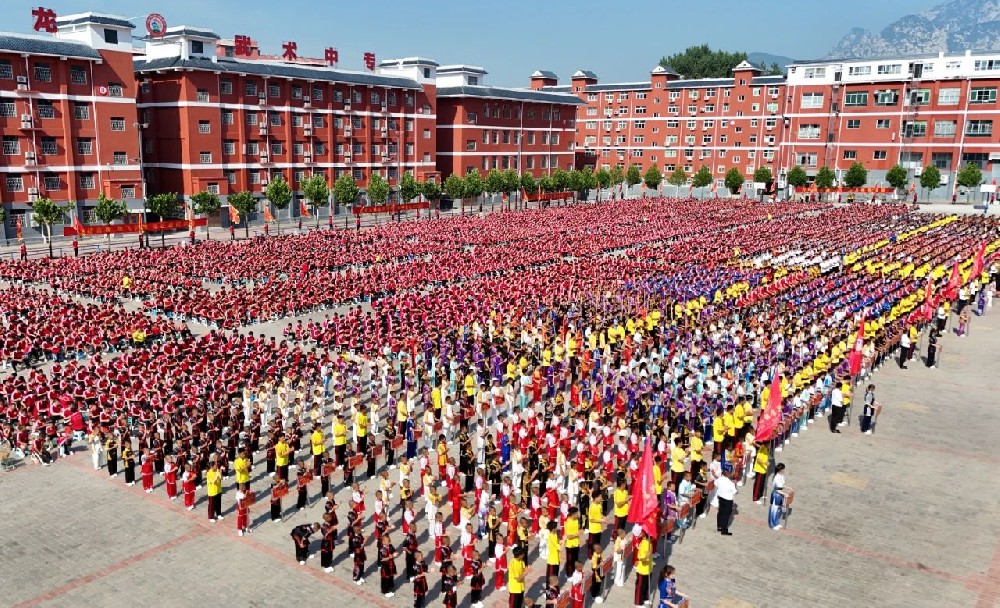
left=501, top=169, right=521, bottom=206
left=753, top=166, right=773, bottom=185
left=31, top=197, right=67, bottom=258
left=724, top=167, right=745, bottom=195
left=464, top=169, right=484, bottom=211
left=399, top=172, right=420, bottom=204
left=843, top=162, right=868, bottom=189
left=539, top=175, right=557, bottom=193
left=265, top=175, right=292, bottom=234
left=444, top=173, right=466, bottom=213
left=485, top=169, right=505, bottom=206
left=885, top=164, right=908, bottom=192
left=765, top=62, right=783, bottom=76
left=594, top=168, right=611, bottom=193
left=626, top=164, right=643, bottom=191
left=643, top=164, right=663, bottom=191
left=814, top=166, right=837, bottom=189
left=301, top=173, right=330, bottom=228
left=659, top=44, right=749, bottom=79
left=333, top=174, right=360, bottom=212
left=146, top=192, right=180, bottom=247
left=609, top=166, right=625, bottom=194
left=227, top=190, right=258, bottom=239
left=552, top=168, right=571, bottom=192
left=786, top=165, right=809, bottom=189
left=919, top=165, right=942, bottom=201
left=420, top=180, right=442, bottom=203
left=93, top=193, right=127, bottom=249
left=667, top=167, right=688, bottom=192
left=190, top=190, right=220, bottom=240
left=367, top=172, right=390, bottom=207
left=691, top=166, right=713, bottom=192
left=956, top=163, right=984, bottom=202
left=0, top=205, right=5, bottom=226
left=518, top=173, right=536, bottom=201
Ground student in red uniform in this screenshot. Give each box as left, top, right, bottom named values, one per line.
left=140, top=448, right=155, bottom=493
left=181, top=463, right=196, bottom=510
left=235, top=489, right=251, bottom=536
left=164, top=456, right=178, bottom=500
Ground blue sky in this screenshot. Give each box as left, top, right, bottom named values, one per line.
left=6, top=0, right=943, bottom=85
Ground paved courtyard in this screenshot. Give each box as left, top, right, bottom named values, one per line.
left=2, top=245, right=999, bottom=608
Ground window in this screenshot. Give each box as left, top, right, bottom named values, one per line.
left=245, top=113, right=258, bottom=126
left=966, top=120, right=993, bottom=137
left=249, top=171, right=261, bottom=185
left=221, top=110, right=234, bottom=125
left=40, top=137, right=56, bottom=155
left=113, top=151, right=127, bottom=165
left=2, top=137, right=19, bottom=155
left=292, top=115, right=303, bottom=128
left=937, top=88, right=960, bottom=105
left=848, top=65, right=871, bottom=76
left=932, top=152, right=952, bottom=169
left=269, top=84, right=280, bottom=98
left=0, top=60, right=11, bottom=79
left=844, top=91, right=868, bottom=106
left=800, top=93, right=824, bottom=108
left=68, top=65, right=88, bottom=85
left=796, top=152, right=818, bottom=167
left=79, top=173, right=95, bottom=189
left=43, top=175, right=60, bottom=190
left=76, top=138, right=92, bottom=156
left=186, top=39, right=203, bottom=54
left=6, top=176, right=23, bottom=192
left=219, top=79, right=233, bottom=95
left=902, top=120, right=927, bottom=138
left=315, top=142, right=325, bottom=155
left=909, top=89, right=931, bottom=105
left=877, top=64, right=902, bottom=75
left=803, top=67, right=826, bottom=79
left=270, top=142, right=284, bottom=155
left=36, top=101, right=54, bottom=119
left=120, top=185, right=135, bottom=199
left=34, top=63, right=51, bottom=82
left=933, top=120, right=957, bottom=137
left=873, top=150, right=887, bottom=160
left=351, top=116, right=362, bottom=129
left=635, top=106, right=646, bottom=114
left=970, top=87, right=997, bottom=104
left=311, top=86, right=324, bottom=101
left=110, top=117, right=126, bottom=131
left=974, top=59, right=1000, bottom=71
left=871, top=90, right=897, bottom=106
left=466, top=140, right=476, bottom=151
left=221, top=141, right=235, bottom=155
left=246, top=142, right=259, bottom=155
left=797, top=124, right=820, bottom=139
left=270, top=113, right=281, bottom=127
left=108, top=83, right=123, bottom=97
left=846, top=119, right=861, bottom=129
left=245, top=81, right=257, bottom=96
left=876, top=119, right=891, bottom=129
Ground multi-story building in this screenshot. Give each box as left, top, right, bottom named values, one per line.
left=536, top=62, right=786, bottom=190
left=0, top=12, right=142, bottom=240
left=434, top=65, right=582, bottom=178
left=134, top=28, right=439, bottom=219
left=784, top=50, right=1000, bottom=190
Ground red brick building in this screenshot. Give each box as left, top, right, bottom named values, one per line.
left=0, top=12, right=142, bottom=241
left=434, top=65, right=583, bottom=178
left=784, top=51, right=1000, bottom=195
left=134, top=28, right=439, bottom=222
left=537, top=62, right=786, bottom=193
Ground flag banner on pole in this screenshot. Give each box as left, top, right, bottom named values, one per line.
left=299, top=200, right=311, bottom=218
left=228, top=205, right=240, bottom=224
left=944, top=261, right=962, bottom=299
left=264, top=205, right=275, bottom=222
left=848, top=313, right=866, bottom=376
left=754, top=372, right=783, bottom=442
left=626, top=438, right=659, bottom=539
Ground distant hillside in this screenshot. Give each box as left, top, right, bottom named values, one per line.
left=827, top=0, right=1000, bottom=58
left=748, top=52, right=796, bottom=72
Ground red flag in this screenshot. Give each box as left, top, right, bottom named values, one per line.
left=943, top=261, right=961, bottom=300
left=921, top=278, right=935, bottom=321
left=15, top=219, right=23, bottom=241
left=263, top=205, right=274, bottom=223
left=909, top=182, right=916, bottom=194
left=754, top=372, right=783, bottom=442
left=848, top=313, right=866, bottom=376
left=228, top=204, right=240, bottom=225
left=137, top=212, right=144, bottom=235
left=186, top=201, right=194, bottom=231
left=971, top=242, right=986, bottom=280
left=300, top=200, right=311, bottom=218
left=626, top=439, right=658, bottom=539
left=72, top=210, right=84, bottom=234
left=501, top=192, right=508, bottom=203
left=688, top=184, right=694, bottom=197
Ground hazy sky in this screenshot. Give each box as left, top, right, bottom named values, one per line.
left=5, top=0, right=944, bottom=85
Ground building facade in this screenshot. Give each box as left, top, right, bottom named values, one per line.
left=784, top=50, right=1000, bottom=191
left=434, top=66, right=582, bottom=178
left=0, top=12, right=142, bottom=240
left=537, top=62, right=787, bottom=191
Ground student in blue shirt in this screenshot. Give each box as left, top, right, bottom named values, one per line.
left=657, top=564, right=686, bottom=607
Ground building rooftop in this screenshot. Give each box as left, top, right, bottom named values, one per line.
left=651, top=65, right=680, bottom=76
left=531, top=70, right=559, bottom=79
left=55, top=12, right=135, bottom=29
left=144, top=26, right=221, bottom=41
left=789, top=49, right=1000, bottom=66
left=0, top=31, right=103, bottom=60
left=436, top=85, right=585, bottom=105
left=542, top=73, right=785, bottom=93
left=571, top=70, right=598, bottom=80
left=379, top=57, right=440, bottom=68
left=134, top=56, right=424, bottom=89
left=438, top=64, right=488, bottom=75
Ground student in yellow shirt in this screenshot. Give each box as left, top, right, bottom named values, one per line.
left=332, top=415, right=347, bottom=466
left=355, top=409, right=369, bottom=454
left=275, top=436, right=291, bottom=481
left=689, top=433, right=704, bottom=477
left=234, top=449, right=251, bottom=491
left=587, top=497, right=604, bottom=556
left=545, top=520, right=561, bottom=580
left=635, top=530, right=653, bottom=606
left=508, top=547, right=527, bottom=607
left=613, top=481, right=630, bottom=532
left=206, top=461, right=223, bottom=522
left=564, top=508, right=581, bottom=576
left=751, top=442, right=769, bottom=503
left=670, top=440, right=687, bottom=488
left=310, top=426, right=325, bottom=472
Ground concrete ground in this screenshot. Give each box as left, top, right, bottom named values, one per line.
left=2, top=291, right=998, bottom=608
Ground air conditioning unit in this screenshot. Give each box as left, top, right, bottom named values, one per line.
left=381, top=155, right=390, bottom=162
left=380, top=127, right=388, bottom=136
left=344, top=103, right=352, bottom=111
left=345, top=128, right=352, bottom=137
left=25, top=152, right=35, bottom=164
left=28, top=187, right=39, bottom=195
left=21, top=114, right=32, bottom=123
left=381, top=103, right=388, bottom=111
left=344, top=155, right=352, bottom=162
left=17, top=83, right=28, bottom=91
left=258, top=127, right=267, bottom=135
left=304, top=154, right=312, bottom=162
left=304, top=127, right=313, bottom=136
left=17, top=76, right=28, bottom=84
left=260, top=179, right=269, bottom=186
left=258, top=94, right=266, bottom=103
left=260, top=154, right=269, bottom=162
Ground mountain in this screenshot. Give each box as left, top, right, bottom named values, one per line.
left=826, top=0, right=1000, bottom=59
left=748, top=52, right=797, bottom=71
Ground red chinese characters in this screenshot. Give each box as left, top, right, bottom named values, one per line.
left=282, top=41, right=298, bottom=61
left=233, top=34, right=252, bottom=57
left=32, top=6, right=58, bottom=33
left=363, top=52, right=376, bottom=71
left=325, top=47, right=338, bottom=66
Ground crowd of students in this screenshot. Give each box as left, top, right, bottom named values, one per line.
left=1, top=197, right=998, bottom=608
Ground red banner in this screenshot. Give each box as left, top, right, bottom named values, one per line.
left=523, top=191, right=573, bottom=202
left=63, top=218, right=207, bottom=237
left=793, top=186, right=895, bottom=194
left=352, top=202, right=429, bottom=216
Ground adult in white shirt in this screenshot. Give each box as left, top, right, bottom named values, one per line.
left=829, top=385, right=844, bottom=433
left=715, top=471, right=737, bottom=535
left=898, top=331, right=911, bottom=370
